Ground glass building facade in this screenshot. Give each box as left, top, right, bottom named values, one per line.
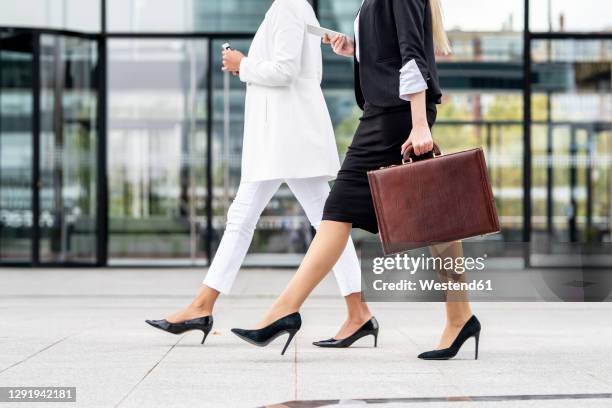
left=0, top=0, right=610, bottom=266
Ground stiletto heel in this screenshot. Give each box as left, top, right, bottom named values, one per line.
left=231, top=312, right=302, bottom=355
left=313, top=317, right=380, bottom=348
left=145, top=315, right=213, bottom=344
left=201, top=328, right=211, bottom=345
left=281, top=329, right=298, bottom=356
left=418, top=315, right=481, bottom=360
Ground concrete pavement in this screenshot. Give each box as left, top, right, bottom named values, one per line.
left=0, top=268, right=611, bottom=407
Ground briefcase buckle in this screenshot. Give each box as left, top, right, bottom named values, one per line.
left=402, top=151, right=442, bottom=165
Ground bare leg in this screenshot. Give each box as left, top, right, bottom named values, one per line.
left=166, top=285, right=219, bottom=323
left=286, top=177, right=372, bottom=339
left=256, top=221, right=352, bottom=328
left=429, top=241, right=473, bottom=349
left=334, top=292, right=373, bottom=339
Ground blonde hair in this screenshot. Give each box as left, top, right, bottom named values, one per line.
left=429, top=0, right=452, bottom=55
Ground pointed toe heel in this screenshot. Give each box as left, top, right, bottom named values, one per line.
left=312, top=317, right=380, bottom=348
left=418, top=315, right=481, bottom=360
left=231, top=312, right=302, bottom=355
left=145, top=315, right=214, bottom=344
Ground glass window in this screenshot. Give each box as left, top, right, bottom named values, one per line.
left=39, top=34, right=99, bottom=263
left=530, top=0, right=612, bottom=32
left=107, top=39, right=209, bottom=265
left=318, top=0, right=361, bottom=36
left=0, top=32, right=34, bottom=263
left=445, top=0, right=523, bottom=32
left=531, top=39, right=611, bottom=243
left=107, top=0, right=272, bottom=33
left=0, top=0, right=100, bottom=32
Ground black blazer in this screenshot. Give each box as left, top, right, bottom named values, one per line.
left=354, top=0, right=442, bottom=110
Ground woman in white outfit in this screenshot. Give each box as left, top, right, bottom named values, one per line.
left=146, top=0, right=375, bottom=345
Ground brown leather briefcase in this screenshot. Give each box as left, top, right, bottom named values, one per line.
left=367, top=144, right=500, bottom=255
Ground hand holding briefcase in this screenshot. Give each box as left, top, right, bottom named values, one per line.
left=367, top=143, right=500, bottom=255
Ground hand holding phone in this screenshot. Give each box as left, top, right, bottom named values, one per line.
left=325, top=34, right=355, bottom=58
left=221, top=43, right=243, bottom=75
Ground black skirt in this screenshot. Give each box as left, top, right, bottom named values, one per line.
left=322, top=102, right=437, bottom=234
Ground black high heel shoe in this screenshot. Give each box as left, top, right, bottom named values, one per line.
left=418, top=315, right=481, bottom=360
left=231, top=312, right=301, bottom=355
left=312, top=317, right=379, bottom=348
left=145, top=315, right=213, bottom=344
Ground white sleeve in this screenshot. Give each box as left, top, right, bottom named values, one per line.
left=398, top=59, right=428, bottom=101
left=239, top=1, right=304, bottom=87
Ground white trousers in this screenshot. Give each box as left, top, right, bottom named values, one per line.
left=203, top=177, right=361, bottom=296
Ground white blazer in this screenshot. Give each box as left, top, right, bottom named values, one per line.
left=238, top=0, right=340, bottom=183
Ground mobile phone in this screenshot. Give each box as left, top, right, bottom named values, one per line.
left=221, top=43, right=238, bottom=74
left=306, top=24, right=344, bottom=39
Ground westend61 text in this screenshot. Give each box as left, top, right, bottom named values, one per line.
left=373, top=279, right=493, bottom=292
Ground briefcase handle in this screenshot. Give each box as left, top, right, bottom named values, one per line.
left=402, top=142, right=442, bottom=164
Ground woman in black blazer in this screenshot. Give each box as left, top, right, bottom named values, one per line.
left=231, top=0, right=481, bottom=360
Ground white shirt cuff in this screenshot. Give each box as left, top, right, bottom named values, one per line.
left=238, top=57, right=250, bottom=83
left=399, top=59, right=428, bottom=101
